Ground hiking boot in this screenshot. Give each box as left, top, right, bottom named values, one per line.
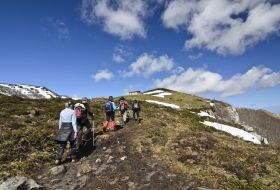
left=103, top=128, right=107, bottom=133
left=71, top=159, right=77, bottom=163
left=55, top=160, right=60, bottom=165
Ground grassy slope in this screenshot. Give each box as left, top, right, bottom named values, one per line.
left=0, top=91, right=280, bottom=189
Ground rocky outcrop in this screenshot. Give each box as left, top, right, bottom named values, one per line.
left=0, top=175, right=43, bottom=190
left=236, top=108, right=280, bottom=146
left=210, top=101, right=239, bottom=123
left=210, top=101, right=269, bottom=145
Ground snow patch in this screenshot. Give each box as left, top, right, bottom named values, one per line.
left=201, top=121, right=261, bottom=144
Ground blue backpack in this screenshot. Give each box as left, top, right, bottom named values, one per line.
left=104, top=101, right=113, bottom=112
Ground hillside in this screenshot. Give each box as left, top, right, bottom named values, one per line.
left=0, top=90, right=280, bottom=189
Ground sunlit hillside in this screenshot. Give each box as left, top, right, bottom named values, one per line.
left=0, top=89, right=280, bottom=189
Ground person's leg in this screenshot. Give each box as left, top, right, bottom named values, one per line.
left=136, top=110, right=140, bottom=119
left=123, top=110, right=127, bottom=123
left=103, top=113, right=110, bottom=132
left=110, top=112, right=115, bottom=131
left=137, top=110, right=141, bottom=124
left=76, top=120, right=83, bottom=149
left=69, top=140, right=77, bottom=162
left=82, top=118, right=91, bottom=141
left=133, top=110, right=136, bottom=120
left=55, top=141, right=67, bottom=164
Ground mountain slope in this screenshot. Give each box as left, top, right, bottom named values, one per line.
left=0, top=83, right=67, bottom=99
left=0, top=90, right=280, bottom=189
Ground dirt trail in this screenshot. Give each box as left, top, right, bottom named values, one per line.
left=32, top=119, right=202, bottom=190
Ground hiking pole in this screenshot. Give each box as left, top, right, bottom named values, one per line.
left=92, top=118, right=95, bottom=147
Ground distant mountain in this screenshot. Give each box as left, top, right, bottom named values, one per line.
left=0, top=83, right=69, bottom=99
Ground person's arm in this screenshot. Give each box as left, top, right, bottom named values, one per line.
left=59, top=112, right=62, bottom=129
left=72, top=111, right=77, bottom=133
left=86, top=103, right=94, bottom=116
left=112, top=102, right=119, bottom=111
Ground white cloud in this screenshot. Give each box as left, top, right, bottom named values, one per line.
left=80, top=0, right=151, bottom=40
left=112, top=44, right=133, bottom=62
left=257, top=72, right=280, bottom=90
left=119, top=53, right=176, bottom=78
left=153, top=65, right=280, bottom=100
left=172, top=66, right=184, bottom=74
left=188, top=53, right=203, bottom=59
left=44, top=17, right=69, bottom=39
left=113, top=54, right=125, bottom=63
left=161, top=0, right=280, bottom=55
left=114, top=44, right=133, bottom=56
left=91, top=69, right=115, bottom=82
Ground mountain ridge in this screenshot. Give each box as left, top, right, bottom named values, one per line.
left=0, top=83, right=70, bottom=99
left=2, top=83, right=279, bottom=118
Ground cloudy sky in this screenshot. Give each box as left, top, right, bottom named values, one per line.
left=1, top=0, right=280, bottom=114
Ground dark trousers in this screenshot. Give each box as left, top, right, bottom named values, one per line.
left=77, top=118, right=91, bottom=148
left=133, top=109, right=140, bottom=120
left=105, top=111, right=115, bottom=121
left=56, top=141, right=76, bottom=160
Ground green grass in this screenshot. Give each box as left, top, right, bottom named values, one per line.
left=0, top=90, right=280, bottom=189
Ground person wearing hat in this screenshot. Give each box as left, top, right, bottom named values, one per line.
left=119, top=96, right=129, bottom=123
left=76, top=97, right=95, bottom=150
left=53, top=100, right=77, bottom=165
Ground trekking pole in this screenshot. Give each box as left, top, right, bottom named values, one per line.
left=92, top=119, right=95, bottom=147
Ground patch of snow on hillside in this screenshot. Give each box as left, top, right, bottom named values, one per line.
left=198, top=111, right=215, bottom=118
left=152, top=92, right=172, bottom=98
left=0, top=83, right=59, bottom=99
left=145, top=100, right=180, bottom=109
left=201, top=121, right=261, bottom=144
left=207, top=100, right=214, bottom=106
left=143, top=90, right=164, bottom=95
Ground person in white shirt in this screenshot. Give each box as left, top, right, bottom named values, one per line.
left=53, top=101, right=77, bottom=165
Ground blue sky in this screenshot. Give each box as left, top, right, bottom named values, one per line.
left=1, top=0, right=280, bottom=114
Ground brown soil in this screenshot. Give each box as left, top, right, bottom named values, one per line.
left=32, top=118, right=204, bottom=190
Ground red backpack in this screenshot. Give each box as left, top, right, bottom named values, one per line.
left=74, top=103, right=86, bottom=119
left=121, top=100, right=127, bottom=111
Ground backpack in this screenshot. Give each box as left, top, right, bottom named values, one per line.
left=121, top=100, right=127, bottom=111
left=133, top=102, right=139, bottom=109
left=104, top=101, right=113, bottom=112
left=74, top=103, right=86, bottom=119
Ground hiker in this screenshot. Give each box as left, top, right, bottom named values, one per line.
left=119, top=97, right=129, bottom=123
left=103, top=96, right=118, bottom=132
left=75, top=97, right=95, bottom=150
left=132, top=99, right=141, bottom=124
left=53, top=100, right=77, bottom=165
left=117, top=96, right=125, bottom=116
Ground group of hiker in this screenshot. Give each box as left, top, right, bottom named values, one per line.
left=53, top=96, right=141, bottom=165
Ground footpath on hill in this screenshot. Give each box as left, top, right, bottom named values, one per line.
left=31, top=117, right=204, bottom=190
